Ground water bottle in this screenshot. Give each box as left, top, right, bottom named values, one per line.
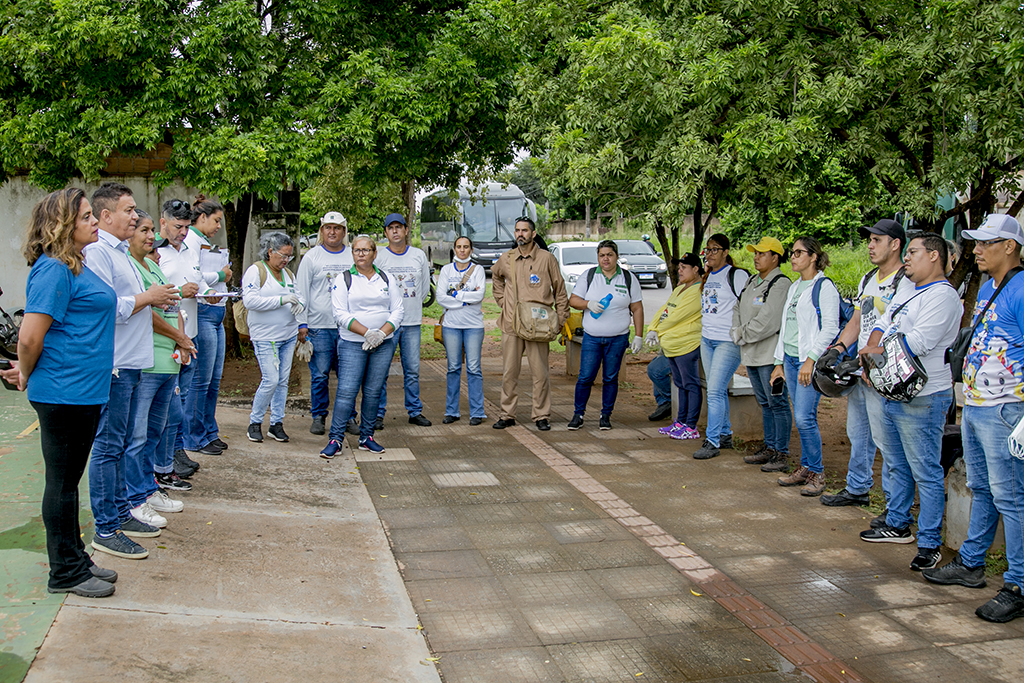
left=590, top=293, right=613, bottom=319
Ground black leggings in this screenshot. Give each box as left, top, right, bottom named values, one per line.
left=31, top=402, right=103, bottom=590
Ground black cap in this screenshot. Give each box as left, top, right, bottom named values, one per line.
left=859, top=219, right=906, bottom=245
left=672, top=252, right=704, bottom=271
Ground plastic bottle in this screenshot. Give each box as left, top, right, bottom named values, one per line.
left=590, top=293, right=613, bottom=319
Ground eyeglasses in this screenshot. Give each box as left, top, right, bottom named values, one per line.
left=702, top=247, right=724, bottom=255
left=976, top=238, right=1009, bottom=247
left=791, top=248, right=810, bottom=256
left=271, top=250, right=293, bottom=263
left=352, top=248, right=373, bottom=255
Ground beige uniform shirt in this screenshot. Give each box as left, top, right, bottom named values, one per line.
left=491, top=246, right=570, bottom=335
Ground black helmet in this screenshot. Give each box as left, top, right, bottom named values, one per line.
left=866, top=333, right=929, bottom=402
left=812, top=357, right=861, bottom=397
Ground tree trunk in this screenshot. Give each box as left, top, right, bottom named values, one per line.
left=222, top=193, right=253, bottom=359
left=691, top=186, right=705, bottom=255
left=654, top=217, right=679, bottom=288
left=401, top=180, right=416, bottom=232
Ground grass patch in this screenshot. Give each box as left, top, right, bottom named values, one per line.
left=731, top=242, right=872, bottom=299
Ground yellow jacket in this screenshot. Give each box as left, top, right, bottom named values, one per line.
left=651, top=283, right=702, bottom=356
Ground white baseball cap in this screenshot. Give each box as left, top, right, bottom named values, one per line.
left=963, top=213, right=1024, bottom=246
left=320, top=211, right=347, bottom=227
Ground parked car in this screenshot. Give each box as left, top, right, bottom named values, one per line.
left=548, top=241, right=601, bottom=290
left=613, top=239, right=668, bottom=288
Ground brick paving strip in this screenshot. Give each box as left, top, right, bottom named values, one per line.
left=411, top=359, right=864, bottom=682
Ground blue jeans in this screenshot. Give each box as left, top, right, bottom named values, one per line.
left=747, top=363, right=792, bottom=454
left=874, top=389, right=952, bottom=549
left=126, top=372, right=177, bottom=508
left=330, top=336, right=398, bottom=440
left=844, top=381, right=891, bottom=498
left=959, top=402, right=1024, bottom=587
left=185, top=304, right=224, bottom=450
left=159, top=377, right=181, bottom=474
left=667, top=348, right=702, bottom=428
left=701, top=337, right=741, bottom=447
left=783, top=355, right=823, bottom=473
left=442, top=326, right=486, bottom=419
left=574, top=332, right=629, bottom=417
left=250, top=336, right=297, bottom=425
left=648, top=353, right=672, bottom=407
left=89, top=368, right=142, bottom=535
left=378, top=325, right=423, bottom=419
left=173, top=345, right=197, bottom=453
left=306, top=327, right=339, bottom=419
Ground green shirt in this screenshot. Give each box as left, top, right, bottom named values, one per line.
left=132, top=257, right=181, bottom=374
left=783, top=279, right=812, bottom=358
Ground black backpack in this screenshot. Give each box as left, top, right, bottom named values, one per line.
left=584, top=267, right=636, bottom=297
left=342, top=269, right=389, bottom=290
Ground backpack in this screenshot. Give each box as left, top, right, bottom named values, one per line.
left=232, top=261, right=295, bottom=337
left=738, top=272, right=788, bottom=301
left=342, top=268, right=389, bottom=290
left=858, top=266, right=906, bottom=300
left=811, top=277, right=856, bottom=358
left=725, top=265, right=747, bottom=298
left=584, top=267, right=636, bottom=297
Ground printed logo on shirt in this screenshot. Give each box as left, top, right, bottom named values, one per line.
left=702, top=284, right=720, bottom=315
left=753, top=295, right=765, bottom=306
left=529, top=273, right=540, bottom=285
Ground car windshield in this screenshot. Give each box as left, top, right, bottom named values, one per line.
left=616, top=241, right=657, bottom=255
left=561, top=246, right=598, bottom=266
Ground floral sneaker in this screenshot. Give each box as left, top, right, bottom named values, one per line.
left=671, top=425, right=701, bottom=440
left=659, top=421, right=686, bottom=436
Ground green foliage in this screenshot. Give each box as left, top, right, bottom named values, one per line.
left=301, top=159, right=404, bottom=235
left=731, top=241, right=872, bottom=299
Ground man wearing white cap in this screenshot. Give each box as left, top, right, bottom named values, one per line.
left=295, top=212, right=353, bottom=435
left=923, top=213, right=1024, bottom=624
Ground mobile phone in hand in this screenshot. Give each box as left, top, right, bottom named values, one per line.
left=771, top=377, right=785, bottom=396
left=0, top=359, right=17, bottom=391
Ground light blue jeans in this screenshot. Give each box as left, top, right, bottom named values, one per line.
left=330, top=336, right=399, bottom=440
left=378, top=325, right=423, bottom=419
left=442, top=326, right=486, bottom=419
left=844, top=381, right=891, bottom=498
left=959, top=402, right=1024, bottom=588
left=250, top=336, right=297, bottom=425
left=874, top=389, right=952, bottom=549
left=700, top=336, right=740, bottom=447
left=185, top=304, right=224, bottom=449
left=126, top=372, right=177, bottom=508
left=783, top=355, right=823, bottom=473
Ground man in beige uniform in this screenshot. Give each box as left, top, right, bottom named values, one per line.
left=491, top=218, right=570, bottom=431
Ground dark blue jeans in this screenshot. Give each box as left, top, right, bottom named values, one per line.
left=574, top=332, right=629, bottom=417
left=377, top=325, right=423, bottom=419
left=306, top=327, right=339, bottom=419
left=329, top=336, right=398, bottom=441
left=126, top=371, right=177, bottom=508
left=33, top=402, right=102, bottom=590
left=173, top=341, right=197, bottom=453
left=746, top=363, right=792, bottom=454
left=89, top=368, right=142, bottom=535
left=667, top=348, right=702, bottom=428
left=185, top=304, right=225, bottom=450
left=648, top=353, right=672, bottom=408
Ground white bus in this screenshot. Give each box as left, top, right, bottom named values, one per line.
left=420, top=183, right=537, bottom=271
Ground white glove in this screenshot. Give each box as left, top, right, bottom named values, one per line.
left=281, top=294, right=301, bottom=308
left=587, top=298, right=606, bottom=315
left=289, top=301, right=305, bottom=317
left=629, top=336, right=643, bottom=354
left=294, top=339, right=313, bottom=362
left=644, top=330, right=659, bottom=347
left=362, top=328, right=386, bottom=351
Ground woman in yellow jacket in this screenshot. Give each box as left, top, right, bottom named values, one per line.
left=647, top=253, right=704, bottom=439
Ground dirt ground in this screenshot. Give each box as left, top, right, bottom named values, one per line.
left=221, top=316, right=858, bottom=484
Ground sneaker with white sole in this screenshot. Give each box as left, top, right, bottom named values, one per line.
left=92, top=531, right=149, bottom=560
left=859, top=524, right=914, bottom=544
left=358, top=437, right=385, bottom=453
left=130, top=502, right=167, bottom=528
left=659, top=421, right=686, bottom=436
left=910, top=547, right=942, bottom=571
left=120, top=516, right=161, bottom=538
left=320, top=439, right=342, bottom=459
left=147, top=490, right=184, bottom=514
left=155, top=472, right=193, bottom=491
left=671, top=425, right=701, bottom=441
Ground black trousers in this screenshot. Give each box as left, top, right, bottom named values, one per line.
left=31, top=402, right=103, bottom=590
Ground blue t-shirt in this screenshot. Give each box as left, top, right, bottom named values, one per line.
left=964, top=273, right=1024, bottom=406
left=25, top=254, right=116, bottom=405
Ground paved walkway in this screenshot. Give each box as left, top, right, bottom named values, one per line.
left=4, top=353, right=1024, bottom=682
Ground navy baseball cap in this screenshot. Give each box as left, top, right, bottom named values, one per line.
left=383, top=213, right=406, bottom=227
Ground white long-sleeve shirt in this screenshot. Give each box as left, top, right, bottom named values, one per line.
left=873, top=280, right=962, bottom=396
left=241, top=263, right=302, bottom=342
left=374, top=245, right=431, bottom=326
left=436, top=262, right=486, bottom=328
left=83, top=229, right=154, bottom=370
left=774, top=271, right=840, bottom=364
left=332, top=266, right=404, bottom=342
left=294, top=244, right=353, bottom=330
left=156, top=242, right=203, bottom=338
left=184, top=227, right=228, bottom=306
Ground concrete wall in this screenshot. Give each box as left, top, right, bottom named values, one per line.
left=0, top=176, right=224, bottom=309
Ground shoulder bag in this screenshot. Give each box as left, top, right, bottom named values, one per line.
left=946, top=267, right=1023, bottom=383
left=509, top=255, right=560, bottom=343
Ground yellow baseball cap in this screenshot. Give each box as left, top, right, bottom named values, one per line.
left=746, top=236, right=785, bottom=256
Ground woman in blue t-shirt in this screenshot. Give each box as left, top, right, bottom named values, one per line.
left=14, top=188, right=119, bottom=598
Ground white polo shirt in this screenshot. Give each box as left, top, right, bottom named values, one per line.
left=332, top=266, right=405, bottom=343
left=571, top=267, right=642, bottom=337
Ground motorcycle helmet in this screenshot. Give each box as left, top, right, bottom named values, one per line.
left=812, top=357, right=861, bottom=397
left=866, top=333, right=929, bottom=402
left=642, top=234, right=651, bottom=240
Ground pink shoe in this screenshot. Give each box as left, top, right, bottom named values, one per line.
left=659, top=421, right=685, bottom=436
left=671, top=425, right=701, bottom=440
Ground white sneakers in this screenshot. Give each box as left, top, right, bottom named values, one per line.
left=147, top=490, right=184, bottom=514
left=130, top=502, right=168, bottom=528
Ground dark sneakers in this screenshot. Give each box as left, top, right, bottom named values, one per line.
left=719, top=434, right=734, bottom=450
left=469, top=417, right=484, bottom=426
left=910, top=547, right=942, bottom=571
left=567, top=414, right=584, bottom=431
left=648, top=403, right=671, bottom=421
left=268, top=423, right=289, bottom=442
left=247, top=423, right=264, bottom=443
left=744, top=446, right=772, bottom=465
left=921, top=554, right=987, bottom=588
left=976, top=584, right=1024, bottom=623
left=693, top=440, right=720, bottom=460
left=310, top=415, right=326, bottom=435
left=493, top=418, right=516, bottom=429
left=197, top=441, right=224, bottom=455
left=89, top=565, right=118, bottom=583
left=374, top=417, right=385, bottom=430
left=409, top=414, right=432, bottom=427
left=346, top=418, right=360, bottom=436
left=120, top=517, right=161, bottom=538
left=820, top=488, right=871, bottom=507
left=761, top=450, right=790, bottom=473
left=320, top=439, right=342, bottom=460
left=535, top=419, right=551, bottom=431
left=860, top=524, right=915, bottom=544
left=442, top=415, right=460, bottom=424
left=48, top=576, right=115, bottom=598
left=155, top=472, right=193, bottom=492
left=92, top=531, right=149, bottom=559
left=599, top=416, right=612, bottom=430
left=211, top=438, right=229, bottom=450
left=870, top=512, right=889, bottom=529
